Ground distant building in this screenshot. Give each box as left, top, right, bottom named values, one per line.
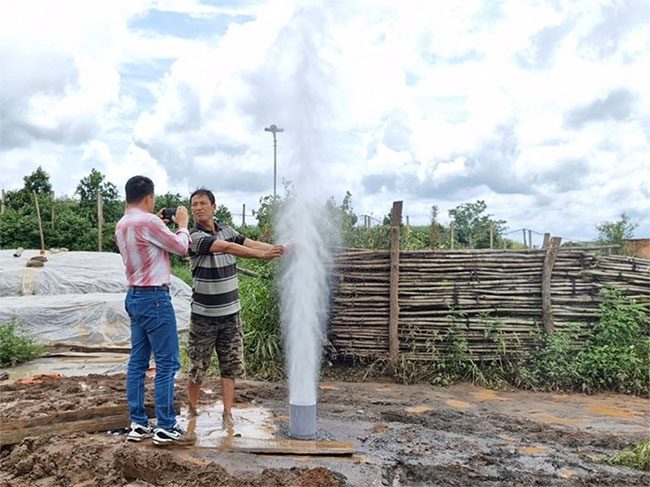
left=623, top=238, right=650, bottom=259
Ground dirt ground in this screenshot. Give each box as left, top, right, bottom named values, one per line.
left=1, top=371, right=649, bottom=486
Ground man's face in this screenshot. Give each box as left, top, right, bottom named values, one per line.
left=191, top=194, right=216, bottom=223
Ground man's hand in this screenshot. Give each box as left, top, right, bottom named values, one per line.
left=283, top=240, right=298, bottom=256
left=172, top=206, right=189, bottom=229
left=261, top=244, right=284, bottom=261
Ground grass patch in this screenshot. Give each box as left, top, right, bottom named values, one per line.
left=0, top=321, right=43, bottom=367
left=606, top=440, right=650, bottom=471
left=171, top=257, right=192, bottom=286
left=239, top=260, right=284, bottom=380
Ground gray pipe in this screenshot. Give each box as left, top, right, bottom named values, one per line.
left=289, top=403, right=317, bottom=439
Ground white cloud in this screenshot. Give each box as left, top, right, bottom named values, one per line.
left=1, top=0, right=649, bottom=239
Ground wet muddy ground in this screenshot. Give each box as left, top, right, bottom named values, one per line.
left=1, top=371, right=648, bottom=486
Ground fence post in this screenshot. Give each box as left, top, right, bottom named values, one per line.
left=522, top=229, right=527, bottom=248
left=32, top=190, right=45, bottom=255
left=1, top=189, right=5, bottom=214
left=541, top=236, right=562, bottom=334
left=430, top=205, right=439, bottom=249
left=542, top=232, right=550, bottom=248
left=51, top=191, right=55, bottom=230
left=489, top=221, right=494, bottom=249
left=528, top=229, right=533, bottom=249
left=242, top=203, right=246, bottom=227
left=389, top=201, right=403, bottom=365
left=450, top=222, right=455, bottom=250
left=97, top=191, right=103, bottom=252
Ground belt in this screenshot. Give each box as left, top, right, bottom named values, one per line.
left=129, top=285, right=169, bottom=292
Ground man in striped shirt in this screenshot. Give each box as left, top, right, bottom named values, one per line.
left=115, top=175, right=192, bottom=446
left=187, top=188, right=284, bottom=429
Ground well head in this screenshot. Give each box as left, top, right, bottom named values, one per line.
left=289, top=403, right=317, bottom=439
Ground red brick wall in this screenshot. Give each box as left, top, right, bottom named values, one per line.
left=623, top=239, right=650, bottom=258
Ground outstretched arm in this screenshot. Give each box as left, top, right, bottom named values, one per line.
left=209, top=239, right=284, bottom=260
left=242, top=238, right=275, bottom=251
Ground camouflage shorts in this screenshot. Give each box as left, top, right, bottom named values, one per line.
left=187, top=312, right=245, bottom=383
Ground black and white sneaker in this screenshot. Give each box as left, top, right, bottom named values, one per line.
left=126, top=422, right=153, bottom=442
left=152, top=425, right=196, bottom=446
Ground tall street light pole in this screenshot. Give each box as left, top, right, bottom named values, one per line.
left=264, top=124, right=284, bottom=200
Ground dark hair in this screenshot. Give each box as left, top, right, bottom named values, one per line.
left=190, top=187, right=215, bottom=205
left=125, top=176, right=154, bottom=204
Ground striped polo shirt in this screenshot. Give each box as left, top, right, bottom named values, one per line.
left=189, top=219, right=246, bottom=319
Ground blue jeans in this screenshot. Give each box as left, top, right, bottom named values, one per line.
left=125, top=288, right=180, bottom=430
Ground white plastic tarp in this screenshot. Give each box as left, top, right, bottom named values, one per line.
left=0, top=293, right=190, bottom=348
left=0, top=250, right=192, bottom=347
left=0, top=250, right=191, bottom=298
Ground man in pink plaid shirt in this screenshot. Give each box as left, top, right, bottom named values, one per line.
left=115, top=175, right=193, bottom=446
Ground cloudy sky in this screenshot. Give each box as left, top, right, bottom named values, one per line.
left=1, top=0, right=649, bottom=243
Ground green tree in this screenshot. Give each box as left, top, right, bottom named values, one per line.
left=156, top=192, right=188, bottom=213
left=253, top=181, right=294, bottom=242
left=4, top=166, right=53, bottom=212
left=595, top=212, right=638, bottom=251
left=75, top=169, right=121, bottom=224
left=325, top=191, right=358, bottom=246
left=448, top=200, right=506, bottom=248
left=0, top=167, right=55, bottom=249
left=76, top=168, right=118, bottom=204
left=215, top=205, right=233, bottom=226
left=0, top=209, right=40, bottom=249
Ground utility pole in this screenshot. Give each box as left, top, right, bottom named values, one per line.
left=264, top=124, right=284, bottom=200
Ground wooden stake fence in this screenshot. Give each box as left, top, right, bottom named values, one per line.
left=329, top=214, right=650, bottom=362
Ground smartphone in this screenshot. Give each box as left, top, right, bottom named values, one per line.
left=163, top=207, right=176, bottom=220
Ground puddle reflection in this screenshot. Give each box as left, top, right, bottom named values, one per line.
left=176, top=401, right=277, bottom=448
left=7, top=353, right=128, bottom=381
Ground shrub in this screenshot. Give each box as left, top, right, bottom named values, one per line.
left=513, top=289, right=649, bottom=395
left=514, top=325, right=583, bottom=391
left=606, top=440, right=650, bottom=471
left=238, top=260, right=283, bottom=380
left=0, top=321, right=42, bottom=367
left=578, top=289, right=649, bottom=394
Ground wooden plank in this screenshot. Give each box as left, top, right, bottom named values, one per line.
left=1, top=414, right=128, bottom=446
left=0, top=402, right=179, bottom=446
left=4, top=405, right=133, bottom=431
left=219, top=437, right=355, bottom=456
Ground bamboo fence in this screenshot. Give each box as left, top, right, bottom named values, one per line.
left=329, top=246, right=650, bottom=362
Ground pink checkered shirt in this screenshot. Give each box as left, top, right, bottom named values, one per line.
left=115, top=207, right=190, bottom=287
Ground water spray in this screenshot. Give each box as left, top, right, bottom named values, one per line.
left=279, top=201, right=332, bottom=440
left=271, top=3, right=337, bottom=440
